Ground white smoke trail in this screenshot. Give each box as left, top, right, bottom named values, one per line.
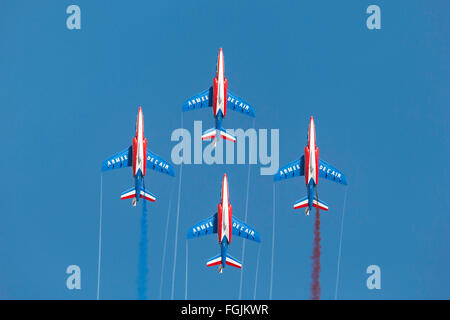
left=185, top=241, right=189, bottom=300
left=238, top=118, right=254, bottom=300
left=96, top=174, right=103, bottom=300
left=334, top=187, right=349, bottom=300
left=171, top=115, right=184, bottom=300
left=269, top=183, right=276, bottom=300
left=159, top=186, right=174, bottom=300
left=253, top=245, right=261, bottom=300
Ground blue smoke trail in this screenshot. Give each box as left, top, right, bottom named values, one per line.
left=138, top=200, right=149, bottom=300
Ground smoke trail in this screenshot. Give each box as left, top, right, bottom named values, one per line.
left=334, top=187, right=349, bottom=300
left=138, top=200, right=149, bottom=300
left=159, top=187, right=174, bottom=300
left=269, top=183, right=276, bottom=300
left=311, top=207, right=321, bottom=300
left=253, top=245, right=261, bottom=300
left=239, top=118, right=254, bottom=300
left=171, top=114, right=184, bottom=300
left=96, top=174, right=103, bottom=300
left=185, top=241, right=188, bottom=300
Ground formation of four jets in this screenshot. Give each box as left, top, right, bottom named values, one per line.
left=101, top=48, right=347, bottom=273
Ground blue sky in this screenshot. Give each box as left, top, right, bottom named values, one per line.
left=0, top=0, right=449, bottom=299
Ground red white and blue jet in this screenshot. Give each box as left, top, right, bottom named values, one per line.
left=187, top=174, right=261, bottom=273
left=274, top=116, right=347, bottom=215
left=182, top=48, right=255, bottom=146
left=101, top=107, right=175, bottom=206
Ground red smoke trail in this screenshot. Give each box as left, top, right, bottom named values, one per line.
left=311, top=208, right=321, bottom=300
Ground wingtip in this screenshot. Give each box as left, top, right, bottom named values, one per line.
left=341, top=175, right=348, bottom=185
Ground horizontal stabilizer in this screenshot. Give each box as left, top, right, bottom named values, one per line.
left=218, top=128, right=236, bottom=142
left=121, top=187, right=136, bottom=200
left=121, top=187, right=156, bottom=202
left=206, top=254, right=222, bottom=267
left=140, top=188, right=156, bottom=202
left=202, top=128, right=236, bottom=143
left=225, top=254, right=242, bottom=269
left=201, top=128, right=217, bottom=141
left=293, top=196, right=328, bottom=211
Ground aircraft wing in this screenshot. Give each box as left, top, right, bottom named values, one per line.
left=274, top=155, right=304, bottom=181
left=101, top=146, right=132, bottom=172
left=182, top=87, right=213, bottom=111
left=318, top=158, right=348, bottom=185
left=146, top=150, right=175, bottom=177
left=227, top=90, right=255, bottom=117
left=187, top=213, right=218, bottom=239
left=231, top=216, right=261, bottom=243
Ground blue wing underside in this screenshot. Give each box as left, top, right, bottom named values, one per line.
left=182, top=87, right=213, bottom=111
left=274, top=155, right=347, bottom=185
left=231, top=216, right=261, bottom=242
left=187, top=213, right=218, bottom=238
left=101, top=147, right=132, bottom=172
left=318, top=158, right=347, bottom=185
left=182, top=87, right=255, bottom=118
left=227, top=90, right=255, bottom=117
left=274, top=156, right=305, bottom=181
left=101, top=147, right=175, bottom=177
left=146, top=150, right=175, bottom=177
left=186, top=213, right=261, bottom=243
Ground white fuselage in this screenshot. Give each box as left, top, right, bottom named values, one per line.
left=135, top=109, right=145, bottom=176
left=308, top=118, right=317, bottom=184
left=215, top=50, right=225, bottom=117
left=220, top=175, right=230, bottom=242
